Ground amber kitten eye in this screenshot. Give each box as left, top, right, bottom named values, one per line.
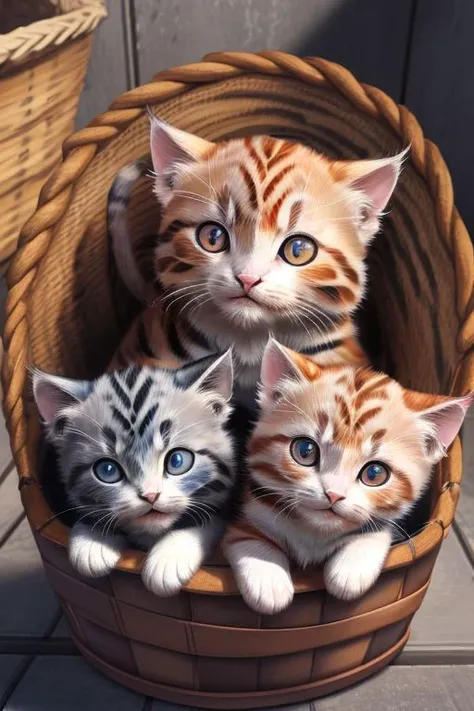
left=358, top=461, right=391, bottom=487
left=279, top=234, right=318, bottom=266
left=196, top=222, right=229, bottom=253
left=290, top=437, right=320, bottom=467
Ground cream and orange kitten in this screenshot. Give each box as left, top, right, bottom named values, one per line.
left=223, top=340, right=472, bottom=614
left=109, top=115, right=407, bottom=402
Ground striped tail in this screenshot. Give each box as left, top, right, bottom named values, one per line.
left=108, top=160, right=150, bottom=303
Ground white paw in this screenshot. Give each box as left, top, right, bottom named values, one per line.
left=68, top=524, right=124, bottom=578
left=323, top=531, right=391, bottom=601
left=142, top=530, right=205, bottom=596
left=238, top=557, right=294, bottom=615
left=226, top=540, right=294, bottom=615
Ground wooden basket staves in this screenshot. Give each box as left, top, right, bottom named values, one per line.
left=0, top=0, right=106, bottom=263
left=2, top=51, right=474, bottom=708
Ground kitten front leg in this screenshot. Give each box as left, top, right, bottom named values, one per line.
left=225, top=537, right=294, bottom=615
left=323, top=528, right=392, bottom=601
left=142, top=520, right=224, bottom=596
left=68, top=522, right=125, bottom=578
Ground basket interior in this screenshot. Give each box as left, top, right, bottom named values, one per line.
left=25, top=72, right=464, bottom=534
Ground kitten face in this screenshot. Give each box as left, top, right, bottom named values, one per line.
left=150, top=117, right=406, bottom=329
left=33, top=354, right=234, bottom=537
left=251, top=341, right=472, bottom=538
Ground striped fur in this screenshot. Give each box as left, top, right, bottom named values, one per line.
left=223, top=341, right=473, bottom=613
left=110, top=117, right=406, bottom=405
left=33, top=354, right=235, bottom=595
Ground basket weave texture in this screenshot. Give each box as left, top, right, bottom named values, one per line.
left=2, top=51, right=474, bottom=708
left=0, top=0, right=106, bottom=262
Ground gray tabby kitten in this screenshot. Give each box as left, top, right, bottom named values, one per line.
left=32, top=352, right=234, bottom=596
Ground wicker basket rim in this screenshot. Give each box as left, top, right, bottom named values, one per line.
left=3, top=51, right=474, bottom=591
left=0, top=0, right=106, bottom=67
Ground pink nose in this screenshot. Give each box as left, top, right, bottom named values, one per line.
left=142, top=492, right=159, bottom=504
left=236, top=274, right=262, bottom=292
left=326, top=490, right=345, bottom=505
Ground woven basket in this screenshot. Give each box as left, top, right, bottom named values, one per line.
left=0, top=0, right=106, bottom=264
left=3, top=52, right=474, bottom=708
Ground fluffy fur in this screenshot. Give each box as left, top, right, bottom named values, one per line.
left=109, top=115, right=408, bottom=403
left=223, top=340, right=473, bottom=614
left=33, top=353, right=235, bottom=595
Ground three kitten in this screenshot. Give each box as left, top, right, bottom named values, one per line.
left=33, top=353, right=235, bottom=596
left=33, top=118, right=469, bottom=609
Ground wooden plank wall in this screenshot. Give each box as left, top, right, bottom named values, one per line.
left=76, top=0, right=474, bottom=237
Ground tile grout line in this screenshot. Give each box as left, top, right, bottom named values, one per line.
left=0, top=655, right=34, bottom=710
left=453, top=518, right=474, bottom=570
left=0, top=511, right=26, bottom=549
left=0, top=460, right=15, bottom=487
left=0, top=639, right=78, bottom=655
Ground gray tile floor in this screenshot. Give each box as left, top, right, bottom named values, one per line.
left=1, top=270, right=474, bottom=709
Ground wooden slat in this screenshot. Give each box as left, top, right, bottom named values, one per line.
left=404, top=0, right=474, bottom=237
left=75, top=0, right=130, bottom=129
left=136, top=0, right=414, bottom=100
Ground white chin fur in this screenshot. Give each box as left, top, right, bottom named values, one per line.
left=298, top=507, right=360, bottom=535
left=125, top=512, right=179, bottom=536
left=220, top=300, right=270, bottom=325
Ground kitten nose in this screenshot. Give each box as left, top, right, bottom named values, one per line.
left=235, top=274, right=262, bottom=292
left=326, top=490, right=345, bottom=505
left=142, top=492, right=159, bottom=504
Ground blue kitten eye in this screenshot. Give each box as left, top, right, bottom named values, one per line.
left=165, top=448, right=195, bottom=476
left=279, top=234, right=318, bottom=266
left=359, top=461, right=391, bottom=487
left=290, top=437, right=320, bottom=467
left=196, top=222, right=229, bottom=253
left=93, top=458, right=124, bottom=484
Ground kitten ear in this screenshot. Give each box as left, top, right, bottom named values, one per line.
left=32, top=370, right=93, bottom=434
left=334, top=147, right=409, bottom=243
left=261, top=339, right=303, bottom=392
left=149, top=112, right=214, bottom=204
left=174, top=351, right=233, bottom=412
left=260, top=339, right=321, bottom=406
left=409, top=390, right=474, bottom=462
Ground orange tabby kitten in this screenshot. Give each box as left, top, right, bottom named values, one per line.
left=223, top=339, right=472, bottom=614
left=109, top=115, right=407, bottom=403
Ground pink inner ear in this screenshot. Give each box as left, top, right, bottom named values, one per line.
left=150, top=120, right=188, bottom=175
left=351, top=163, right=399, bottom=212
left=34, top=382, right=69, bottom=423
left=261, top=342, right=298, bottom=391
left=424, top=394, right=473, bottom=450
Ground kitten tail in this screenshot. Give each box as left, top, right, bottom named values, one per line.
left=108, top=159, right=151, bottom=304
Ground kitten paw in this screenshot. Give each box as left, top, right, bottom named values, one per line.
left=68, top=524, right=124, bottom=578
left=142, top=530, right=205, bottom=596
left=227, top=540, right=294, bottom=615
left=239, top=558, right=294, bottom=615
left=323, top=530, right=392, bottom=601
